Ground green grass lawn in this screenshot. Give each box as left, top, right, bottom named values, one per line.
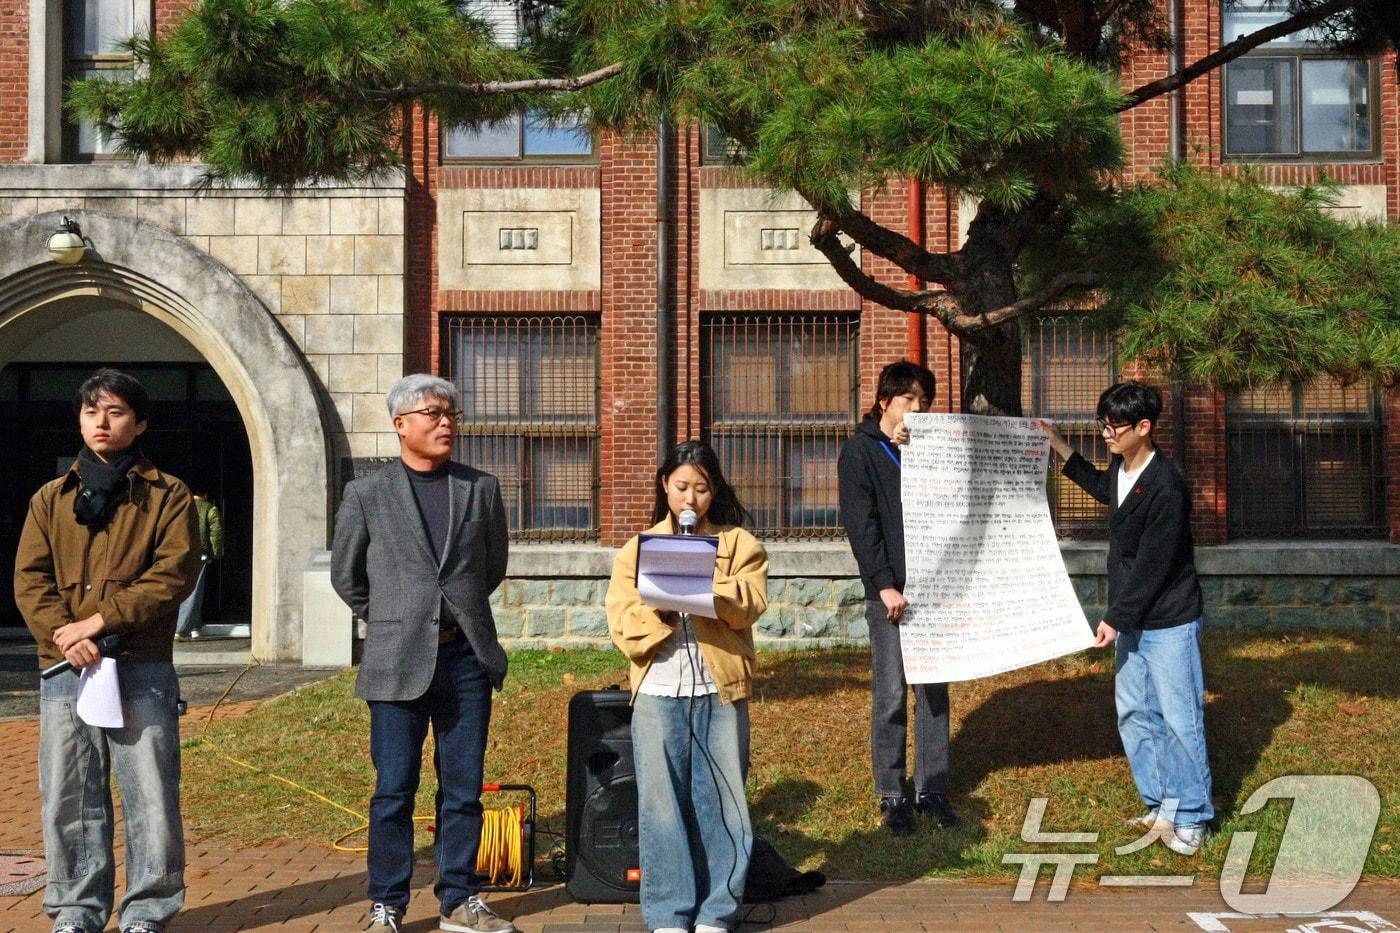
left=180, top=630, right=1400, bottom=883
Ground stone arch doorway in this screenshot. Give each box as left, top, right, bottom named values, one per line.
left=0, top=210, right=330, bottom=661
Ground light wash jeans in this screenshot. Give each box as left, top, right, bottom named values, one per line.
left=631, top=693, right=752, bottom=932
left=1115, top=618, right=1215, bottom=828
left=39, top=660, right=185, bottom=932
left=175, top=557, right=208, bottom=636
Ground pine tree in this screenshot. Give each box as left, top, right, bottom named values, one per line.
left=68, top=0, right=1400, bottom=413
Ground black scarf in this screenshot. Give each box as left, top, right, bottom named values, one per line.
left=74, top=446, right=139, bottom=529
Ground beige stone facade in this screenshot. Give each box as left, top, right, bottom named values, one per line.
left=0, top=165, right=406, bottom=661
left=0, top=166, right=405, bottom=464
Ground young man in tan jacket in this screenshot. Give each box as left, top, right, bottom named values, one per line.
left=14, top=368, right=200, bottom=933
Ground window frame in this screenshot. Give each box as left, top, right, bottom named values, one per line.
left=1221, top=4, right=1381, bottom=162
left=699, top=311, right=860, bottom=541
left=1225, top=380, right=1386, bottom=540
left=442, top=313, right=602, bottom=542
left=60, top=0, right=142, bottom=162
left=441, top=110, right=599, bottom=164
left=700, top=124, right=745, bottom=166
left=1020, top=315, right=1120, bottom=540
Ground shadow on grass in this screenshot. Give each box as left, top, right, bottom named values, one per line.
left=751, top=630, right=1399, bottom=881
left=750, top=648, right=872, bottom=701
left=750, top=777, right=993, bottom=884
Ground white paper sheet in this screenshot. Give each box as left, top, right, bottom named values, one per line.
left=75, top=657, right=124, bottom=728
left=637, top=533, right=718, bottom=617
left=897, top=413, right=1095, bottom=683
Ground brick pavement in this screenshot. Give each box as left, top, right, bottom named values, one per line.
left=1, top=713, right=1397, bottom=933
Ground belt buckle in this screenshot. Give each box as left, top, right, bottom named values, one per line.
left=439, top=626, right=458, bottom=644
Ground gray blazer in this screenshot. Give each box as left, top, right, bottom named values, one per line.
left=331, top=459, right=510, bottom=700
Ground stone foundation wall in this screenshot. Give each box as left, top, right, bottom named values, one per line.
left=489, top=542, right=1400, bottom=651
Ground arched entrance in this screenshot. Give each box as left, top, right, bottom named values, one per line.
left=0, top=210, right=331, bottom=661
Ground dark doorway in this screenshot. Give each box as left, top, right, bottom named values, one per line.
left=0, top=363, right=254, bottom=629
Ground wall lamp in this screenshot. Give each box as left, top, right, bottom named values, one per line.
left=47, top=215, right=88, bottom=265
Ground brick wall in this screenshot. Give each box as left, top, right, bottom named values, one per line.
left=0, top=1, right=26, bottom=164
left=390, top=0, right=1399, bottom=550
left=598, top=132, right=662, bottom=544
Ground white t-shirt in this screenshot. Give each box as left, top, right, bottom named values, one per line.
left=638, top=615, right=718, bottom=697
left=1117, top=450, right=1156, bottom=507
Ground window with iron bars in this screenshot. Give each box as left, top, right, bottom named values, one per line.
left=443, top=315, right=600, bottom=541
left=1227, top=380, right=1385, bottom=539
left=701, top=313, right=859, bottom=539
left=1022, top=316, right=1119, bottom=538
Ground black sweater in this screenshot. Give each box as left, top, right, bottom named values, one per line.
left=1062, top=450, right=1204, bottom=632
left=838, top=416, right=907, bottom=599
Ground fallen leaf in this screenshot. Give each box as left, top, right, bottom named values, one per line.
left=1381, top=844, right=1392, bottom=853
left=1339, top=703, right=1367, bottom=716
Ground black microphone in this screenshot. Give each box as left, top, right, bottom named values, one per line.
left=41, top=634, right=120, bottom=680
left=679, top=509, right=698, bottom=535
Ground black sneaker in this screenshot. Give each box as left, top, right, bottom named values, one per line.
left=880, top=796, right=914, bottom=836
left=914, top=793, right=959, bottom=828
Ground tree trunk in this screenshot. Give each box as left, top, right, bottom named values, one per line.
left=961, top=321, right=1024, bottom=417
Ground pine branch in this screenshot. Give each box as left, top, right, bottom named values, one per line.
left=1119, top=0, right=1353, bottom=110
left=1094, top=0, right=1131, bottom=29
left=803, top=193, right=962, bottom=286
left=945, top=271, right=1102, bottom=332
left=808, top=216, right=960, bottom=317
left=365, top=62, right=624, bottom=101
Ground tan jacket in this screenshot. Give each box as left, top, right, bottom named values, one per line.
left=14, top=458, right=201, bottom=668
left=606, top=517, right=769, bottom=704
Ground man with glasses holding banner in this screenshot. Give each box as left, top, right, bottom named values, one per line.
left=332, top=374, right=516, bottom=933
left=1035, top=381, right=1213, bottom=857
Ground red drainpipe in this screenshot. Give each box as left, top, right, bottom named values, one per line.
left=906, top=177, right=926, bottom=365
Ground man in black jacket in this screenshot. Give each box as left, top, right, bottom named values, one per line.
left=838, top=360, right=957, bottom=836
left=1036, top=382, right=1213, bottom=855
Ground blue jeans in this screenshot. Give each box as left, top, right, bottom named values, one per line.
left=1115, top=619, right=1214, bottom=828
left=39, top=661, right=185, bottom=932
left=175, top=558, right=208, bottom=636
left=631, top=693, right=752, bottom=932
left=367, top=637, right=491, bottom=914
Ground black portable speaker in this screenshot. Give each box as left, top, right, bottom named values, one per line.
left=565, top=688, right=641, bottom=903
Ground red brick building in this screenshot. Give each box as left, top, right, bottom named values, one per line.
left=0, top=0, right=1397, bottom=659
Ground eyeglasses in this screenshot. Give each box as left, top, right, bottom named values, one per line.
left=1096, top=418, right=1135, bottom=436
left=398, top=407, right=463, bottom=423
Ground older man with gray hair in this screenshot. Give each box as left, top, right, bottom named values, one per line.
left=331, top=374, right=514, bottom=933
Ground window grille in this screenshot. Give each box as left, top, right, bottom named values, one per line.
left=1022, top=317, right=1119, bottom=538
left=444, top=315, right=600, bottom=541
left=1227, top=379, right=1385, bottom=538
left=701, top=313, right=859, bottom=539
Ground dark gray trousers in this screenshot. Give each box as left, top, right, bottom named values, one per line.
left=867, top=599, right=950, bottom=799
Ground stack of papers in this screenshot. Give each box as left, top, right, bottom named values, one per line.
left=636, top=533, right=719, bottom=617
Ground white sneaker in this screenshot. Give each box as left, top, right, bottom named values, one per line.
left=697, top=925, right=730, bottom=933
left=1124, top=808, right=1172, bottom=830
left=653, top=928, right=688, bottom=933
left=1164, top=824, right=1210, bottom=855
